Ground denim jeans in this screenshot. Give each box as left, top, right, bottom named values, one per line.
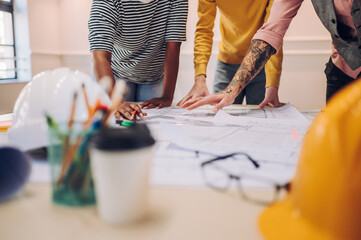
left=123, top=80, right=164, bottom=102
left=213, top=60, right=266, bottom=105
left=325, top=58, right=360, bottom=102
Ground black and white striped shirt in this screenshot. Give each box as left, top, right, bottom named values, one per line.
left=88, top=0, right=188, bottom=84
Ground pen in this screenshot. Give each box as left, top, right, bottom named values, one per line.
left=115, top=119, right=134, bottom=127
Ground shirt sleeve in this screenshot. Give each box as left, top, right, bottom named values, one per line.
left=263, top=0, right=283, bottom=88
left=88, top=0, right=119, bottom=52
left=165, top=0, right=188, bottom=42
left=193, top=0, right=217, bottom=77
left=253, top=0, right=304, bottom=54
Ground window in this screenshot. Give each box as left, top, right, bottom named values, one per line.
left=0, top=0, right=16, bottom=80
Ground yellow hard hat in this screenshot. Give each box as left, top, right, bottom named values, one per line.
left=259, top=77, right=361, bottom=240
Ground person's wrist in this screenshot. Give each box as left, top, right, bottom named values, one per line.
left=225, top=85, right=239, bottom=98
left=160, top=95, right=173, bottom=101
left=195, top=74, right=206, bottom=83
left=266, top=86, right=279, bottom=93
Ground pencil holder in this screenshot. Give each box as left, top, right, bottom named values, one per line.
left=47, top=121, right=96, bottom=206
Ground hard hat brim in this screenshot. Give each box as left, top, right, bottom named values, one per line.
left=258, top=196, right=337, bottom=240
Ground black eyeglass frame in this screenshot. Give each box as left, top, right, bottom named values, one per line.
left=201, top=152, right=260, bottom=168
left=201, top=152, right=291, bottom=205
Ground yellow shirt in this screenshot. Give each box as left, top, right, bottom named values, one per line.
left=194, top=0, right=283, bottom=88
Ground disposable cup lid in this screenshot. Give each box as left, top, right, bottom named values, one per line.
left=90, top=123, right=155, bottom=151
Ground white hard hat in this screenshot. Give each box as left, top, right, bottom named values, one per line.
left=8, top=68, right=110, bottom=151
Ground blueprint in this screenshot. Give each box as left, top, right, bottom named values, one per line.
left=142, top=103, right=309, bottom=123
left=144, top=104, right=311, bottom=189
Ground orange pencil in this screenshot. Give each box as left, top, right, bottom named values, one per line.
left=85, top=98, right=102, bottom=125
left=57, top=92, right=78, bottom=185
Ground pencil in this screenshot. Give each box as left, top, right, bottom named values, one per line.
left=68, top=92, right=78, bottom=130
left=57, top=92, right=78, bottom=185
left=81, top=83, right=92, bottom=116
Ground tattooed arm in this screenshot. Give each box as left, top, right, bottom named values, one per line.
left=225, top=40, right=275, bottom=96
left=185, top=40, right=277, bottom=112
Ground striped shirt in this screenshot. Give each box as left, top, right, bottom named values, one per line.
left=88, top=0, right=188, bottom=84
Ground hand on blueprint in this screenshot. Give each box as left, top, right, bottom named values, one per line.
left=185, top=88, right=238, bottom=113
left=140, top=96, right=172, bottom=109
left=114, top=103, right=146, bottom=120
left=258, top=87, right=285, bottom=109
left=177, top=75, right=209, bottom=108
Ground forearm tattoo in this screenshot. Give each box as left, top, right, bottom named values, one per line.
left=222, top=40, right=276, bottom=95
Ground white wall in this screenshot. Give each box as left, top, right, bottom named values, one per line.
left=1, top=0, right=331, bottom=114
left=28, top=0, right=62, bottom=74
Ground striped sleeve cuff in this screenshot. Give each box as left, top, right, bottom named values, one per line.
left=165, top=0, right=188, bottom=42
left=88, top=0, right=118, bottom=52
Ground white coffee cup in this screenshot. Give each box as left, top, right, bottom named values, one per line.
left=89, top=124, right=155, bottom=225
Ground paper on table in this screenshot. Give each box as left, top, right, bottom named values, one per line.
left=151, top=143, right=296, bottom=188
left=263, top=103, right=310, bottom=123
left=143, top=105, right=256, bottom=119
left=159, top=116, right=307, bottom=165
left=151, top=141, right=210, bottom=188
left=146, top=104, right=310, bottom=188
left=150, top=135, right=297, bottom=189
left=153, top=123, right=302, bottom=187
left=212, top=109, right=311, bottom=129
left=143, top=103, right=309, bottom=122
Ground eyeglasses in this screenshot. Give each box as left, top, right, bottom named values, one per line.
left=201, top=152, right=290, bottom=205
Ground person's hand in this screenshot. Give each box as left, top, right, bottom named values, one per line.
left=114, top=103, right=146, bottom=120
left=186, top=88, right=238, bottom=113
left=140, top=96, right=172, bottom=109
left=258, top=86, right=285, bottom=109
left=177, top=75, right=209, bottom=108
